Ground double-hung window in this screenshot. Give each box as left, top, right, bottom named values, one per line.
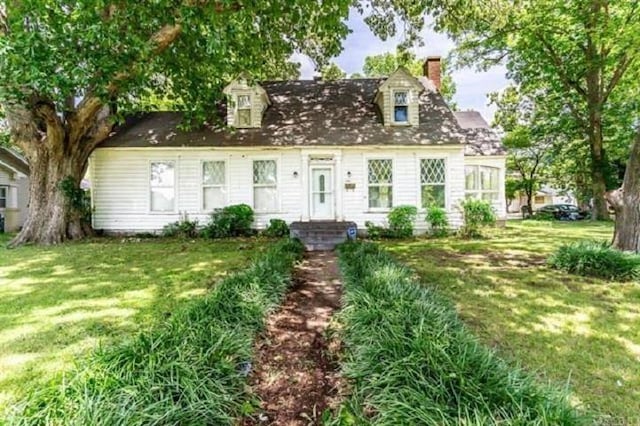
left=465, top=165, right=499, bottom=201
left=393, top=90, right=409, bottom=123
left=0, top=186, right=7, bottom=208
left=253, top=160, right=277, bottom=212
left=236, top=95, right=252, bottom=127
left=150, top=161, right=175, bottom=212
left=368, top=159, right=393, bottom=209
left=420, top=158, right=446, bottom=208
left=202, top=161, right=226, bottom=211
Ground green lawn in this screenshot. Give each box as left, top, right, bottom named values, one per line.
left=384, top=221, right=640, bottom=424
left=0, top=233, right=256, bottom=412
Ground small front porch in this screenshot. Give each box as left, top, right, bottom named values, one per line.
left=290, top=221, right=356, bottom=251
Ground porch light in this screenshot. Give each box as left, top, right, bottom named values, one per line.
left=293, top=171, right=299, bottom=178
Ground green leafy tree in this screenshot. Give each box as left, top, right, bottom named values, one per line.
left=490, top=86, right=550, bottom=212
left=321, top=62, right=346, bottom=80
left=445, top=0, right=640, bottom=220
left=362, top=51, right=457, bottom=108
left=0, top=1, right=356, bottom=245
left=349, top=72, right=364, bottom=79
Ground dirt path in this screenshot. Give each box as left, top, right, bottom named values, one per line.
left=242, top=251, right=343, bottom=426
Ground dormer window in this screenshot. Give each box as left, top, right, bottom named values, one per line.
left=236, top=95, right=252, bottom=127
left=393, top=90, right=409, bottom=123
left=223, top=75, right=270, bottom=128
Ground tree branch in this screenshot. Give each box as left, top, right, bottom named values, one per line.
left=603, top=54, right=633, bottom=103
left=538, top=35, right=588, bottom=99
left=68, top=23, right=183, bottom=144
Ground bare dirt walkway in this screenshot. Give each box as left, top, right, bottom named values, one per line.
left=242, top=251, right=343, bottom=426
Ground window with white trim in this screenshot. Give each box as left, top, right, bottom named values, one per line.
left=150, top=161, right=175, bottom=212
left=253, top=160, right=277, bottom=212
left=421, top=158, right=446, bottom=208
left=465, top=165, right=499, bottom=201
left=202, top=161, right=226, bottom=211
left=0, top=186, right=7, bottom=208
left=393, top=90, right=409, bottom=123
left=368, top=159, right=393, bottom=209
left=236, top=94, right=252, bottom=127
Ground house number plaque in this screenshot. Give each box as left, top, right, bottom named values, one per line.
left=344, top=183, right=356, bottom=190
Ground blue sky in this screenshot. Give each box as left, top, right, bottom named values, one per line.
left=293, top=11, right=509, bottom=123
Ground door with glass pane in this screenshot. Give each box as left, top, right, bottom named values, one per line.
left=310, top=167, right=334, bottom=219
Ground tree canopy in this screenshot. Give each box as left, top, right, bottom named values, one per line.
left=321, top=62, right=347, bottom=80
left=443, top=0, right=640, bottom=219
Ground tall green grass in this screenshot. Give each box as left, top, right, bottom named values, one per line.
left=334, top=242, right=584, bottom=425
left=548, top=240, right=640, bottom=281
left=8, top=239, right=304, bottom=426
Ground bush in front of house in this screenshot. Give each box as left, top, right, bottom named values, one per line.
left=162, top=213, right=199, bottom=238
left=202, top=204, right=255, bottom=238
left=387, top=205, right=418, bottom=238
left=10, top=238, right=304, bottom=426
left=460, top=198, right=496, bottom=238
left=425, top=206, right=449, bottom=237
left=262, top=218, right=289, bottom=238
left=365, top=205, right=418, bottom=239
left=548, top=241, right=640, bottom=281
left=333, top=242, right=582, bottom=425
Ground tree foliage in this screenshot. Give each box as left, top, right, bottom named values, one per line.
left=443, top=0, right=640, bottom=219
left=320, top=62, right=347, bottom=80
left=490, top=86, right=550, bottom=211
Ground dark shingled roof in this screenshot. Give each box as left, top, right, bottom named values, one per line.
left=0, top=147, right=29, bottom=175
left=100, top=78, right=504, bottom=156
left=453, top=111, right=506, bottom=156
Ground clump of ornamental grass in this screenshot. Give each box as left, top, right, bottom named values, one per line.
left=548, top=240, right=640, bottom=281
left=332, top=242, right=584, bottom=425
left=8, top=239, right=304, bottom=426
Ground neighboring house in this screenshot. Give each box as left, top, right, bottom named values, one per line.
left=91, top=58, right=506, bottom=234
left=0, top=147, right=30, bottom=232
left=508, top=186, right=577, bottom=214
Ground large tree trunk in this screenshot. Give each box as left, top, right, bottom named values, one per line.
left=9, top=139, right=93, bottom=247
left=3, top=98, right=106, bottom=247
left=607, top=130, right=640, bottom=253
left=590, top=131, right=610, bottom=220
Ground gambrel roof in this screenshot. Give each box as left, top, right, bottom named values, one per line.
left=101, top=78, right=503, bottom=156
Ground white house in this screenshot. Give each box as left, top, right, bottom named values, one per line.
left=0, top=147, right=30, bottom=233
left=90, top=59, right=506, bottom=234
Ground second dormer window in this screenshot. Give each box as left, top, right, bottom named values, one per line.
left=237, top=95, right=252, bottom=127
left=393, top=91, right=409, bottom=123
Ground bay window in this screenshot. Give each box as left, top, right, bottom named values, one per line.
left=150, top=161, right=175, bottom=212
left=368, top=159, right=393, bottom=209
left=420, top=158, right=446, bottom=208
left=465, top=165, right=499, bottom=201
left=202, top=161, right=226, bottom=211
left=253, top=160, right=277, bottom=212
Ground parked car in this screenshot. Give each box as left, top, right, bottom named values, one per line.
left=536, top=204, right=587, bottom=221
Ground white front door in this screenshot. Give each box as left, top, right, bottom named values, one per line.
left=310, top=166, right=334, bottom=220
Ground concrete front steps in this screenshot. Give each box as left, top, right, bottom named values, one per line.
left=290, top=221, right=357, bottom=251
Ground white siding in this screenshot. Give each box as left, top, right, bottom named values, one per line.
left=0, top=165, right=30, bottom=232
left=90, top=146, right=490, bottom=234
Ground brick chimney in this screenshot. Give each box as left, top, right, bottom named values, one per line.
left=423, top=56, right=442, bottom=91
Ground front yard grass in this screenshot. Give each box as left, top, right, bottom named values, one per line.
left=0, top=233, right=256, bottom=412
left=384, top=220, right=640, bottom=424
